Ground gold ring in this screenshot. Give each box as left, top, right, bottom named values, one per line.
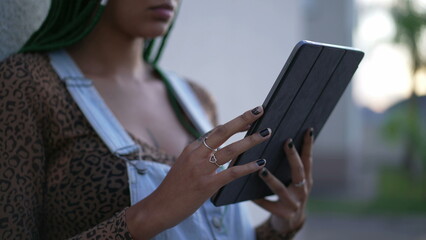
left=293, top=179, right=306, bottom=188
left=202, top=137, right=218, bottom=152
left=209, top=154, right=222, bottom=168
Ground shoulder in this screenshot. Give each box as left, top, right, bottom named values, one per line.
left=186, top=79, right=218, bottom=126
left=1, top=52, right=50, bottom=71
left=1, top=52, right=60, bottom=94
left=0, top=52, right=63, bottom=117
left=0, top=52, right=52, bottom=85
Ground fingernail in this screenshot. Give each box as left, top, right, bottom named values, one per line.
left=251, top=106, right=262, bottom=115
left=288, top=140, right=294, bottom=149
left=259, top=128, right=271, bottom=137
left=309, top=128, right=314, bottom=137
left=256, top=159, right=266, bottom=166
left=261, top=168, right=268, bottom=177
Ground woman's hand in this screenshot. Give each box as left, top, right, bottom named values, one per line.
left=127, top=106, right=271, bottom=240
left=254, top=128, right=314, bottom=238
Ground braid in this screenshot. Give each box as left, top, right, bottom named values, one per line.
left=19, top=0, right=105, bottom=53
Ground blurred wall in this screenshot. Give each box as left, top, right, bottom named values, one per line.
left=161, top=0, right=304, bottom=122
left=301, top=0, right=372, bottom=200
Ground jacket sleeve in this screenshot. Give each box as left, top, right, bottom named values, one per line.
left=0, top=55, right=47, bottom=239
left=0, top=55, right=134, bottom=240
left=69, top=208, right=132, bottom=240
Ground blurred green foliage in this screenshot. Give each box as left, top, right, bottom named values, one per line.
left=382, top=106, right=426, bottom=172
left=308, top=167, right=426, bottom=215
left=381, top=0, right=426, bottom=174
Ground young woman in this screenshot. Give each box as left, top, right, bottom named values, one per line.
left=0, top=0, right=314, bottom=239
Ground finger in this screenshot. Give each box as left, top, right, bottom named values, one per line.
left=213, top=128, right=271, bottom=165
left=214, top=159, right=266, bottom=188
left=301, top=128, right=314, bottom=189
left=284, top=139, right=306, bottom=190
left=201, top=106, right=264, bottom=152
left=258, top=168, right=299, bottom=209
left=253, top=198, right=281, bottom=214
left=253, top=198, right=299, bottom=221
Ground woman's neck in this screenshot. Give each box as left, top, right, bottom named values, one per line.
left=67, top=19, right=147, bottom=83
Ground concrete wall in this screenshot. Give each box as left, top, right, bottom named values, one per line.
left=161, top=0, right=304, bottom=126
left=301, top=0, right=373, bottom=201
left=0, top=0, right=50, bottom=60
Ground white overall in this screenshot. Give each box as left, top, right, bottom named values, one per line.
left=49, top=50, right=256, bottom=240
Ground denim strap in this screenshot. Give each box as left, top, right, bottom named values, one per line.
left=48, top=49, right=213, bottom=155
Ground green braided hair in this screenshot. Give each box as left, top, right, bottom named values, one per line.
left=19, top=0, right=106, bottom=53
left=19, top=0, right=201, bottom=138
left=20, top=0, right=165, bottom=64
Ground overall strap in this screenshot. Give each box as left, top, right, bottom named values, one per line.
left=159, top=69, right=213, bottom=135
left=48, top=50, right=213, bottom=156
left=49, top=50, right=138, bottom=155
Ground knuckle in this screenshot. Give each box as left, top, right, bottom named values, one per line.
left=274, top=186, right=287, bottom=196
left=214, top=124, right=228, bottom=136
left=240, top=111, right=253, bottom=124
left=286, top=150, right=297, bottom=159
left=304, top=187, right=309, bottom=196
left=301, top=150, right=310, bottom=158
left=285, top=202, right=298, bottom=212
left=301, top=188, right=308, bottom=198
left=298, top=167, right=305, bottom=176
left=246, top=134, right=260, bottom=146
left=184, top=142, right=198, bottom=153
left=183, top=143, right=194, bottom=153
left=287, top=148, right=297, bottom=156
left=194, top=178, right=210, bottom=192
left=220, top=146, right=234, bottom=158
left=294, top=201, right=302, bottom=210
left=227, top=167, right=241, bottom=180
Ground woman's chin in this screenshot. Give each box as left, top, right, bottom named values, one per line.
left=140, top=25, right=171, bottom=39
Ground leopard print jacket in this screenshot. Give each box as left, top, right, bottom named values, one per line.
left=0, top=53, right=285, bottom=239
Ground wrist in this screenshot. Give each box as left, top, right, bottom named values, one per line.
left=269, top=217, right=300, bottom=240
left=256, top=217, right=304, bottom=240
left=125, top=198, right=168, bottom=240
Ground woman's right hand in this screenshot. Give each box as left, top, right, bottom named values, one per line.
left=126, top=106, right=271, bottom=240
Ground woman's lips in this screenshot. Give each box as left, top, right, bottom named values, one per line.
left=149, top=4, right=174, bottom=20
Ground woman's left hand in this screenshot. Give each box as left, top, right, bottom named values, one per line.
left=254, top=128, right=314, bottom=236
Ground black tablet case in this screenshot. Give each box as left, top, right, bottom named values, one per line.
left=211, top=40, right=364, bottom=206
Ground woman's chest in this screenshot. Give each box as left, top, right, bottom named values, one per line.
left=94, top=80, right=192, bottom=157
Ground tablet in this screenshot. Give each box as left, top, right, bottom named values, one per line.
left=211, top=40, right=364, bottom=206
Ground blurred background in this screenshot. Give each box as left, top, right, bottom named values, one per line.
left=1, top=0, right=425, bottom=239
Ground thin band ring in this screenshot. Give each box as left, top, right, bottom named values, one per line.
left=202, top=137, right=218, bottom=152
left=209, top=154, right=222, bottom=168
left=293, top=179, right=306, bottom=188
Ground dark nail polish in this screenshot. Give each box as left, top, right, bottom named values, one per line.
left=309, top=128, right=314, bottom=137
left=261, top=168, right=268, bottom=177
left=259, top=128, right=270, bottom=137
left=256, top=159, right=266, bottom=166
left=288, top=141, right=294, bottom=149
left=251, top=106, right=261, bottom=115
